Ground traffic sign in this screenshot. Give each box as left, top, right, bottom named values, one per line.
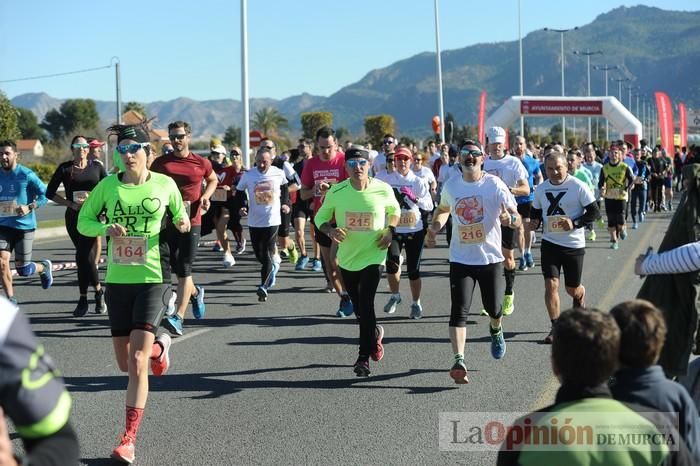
left=249, top=130, right=263, bottom=148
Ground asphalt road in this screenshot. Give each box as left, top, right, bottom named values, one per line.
left=12, top=210, right=672, bottom=465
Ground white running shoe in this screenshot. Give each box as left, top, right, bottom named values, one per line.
left=223, top=252, right=236, bottom=268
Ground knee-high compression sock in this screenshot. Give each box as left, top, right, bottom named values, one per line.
left=504, top=268, right=516, bottom=295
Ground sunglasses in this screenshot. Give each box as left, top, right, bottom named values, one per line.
left=230, top=151, right=240, bottom=156
left=210, top=151, right=223, bottom=156
left=169, top=134, right=187, bottom=141
left=414, top=158, right=424, bottom=162
left=460, top=149, right=483, bottom=157
left=395, top=156, right=411, bottom=162
left=116, top=143, right=150, bottom=155
left=347, top=159, right=369, bottom=168
left=386, top=158, right=395, bottom=163
left=72, top=143, right=89, bottom=149
left=383, top=139, right=395, bottom=145
left=163, top=149, right=174, bottom=155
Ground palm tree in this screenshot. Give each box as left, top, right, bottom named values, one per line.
left=252, top=107, right=289, bottom=137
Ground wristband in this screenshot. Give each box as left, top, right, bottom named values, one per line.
left=510, top=214, right=517, bottom=225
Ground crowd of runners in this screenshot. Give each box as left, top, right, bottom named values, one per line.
left=1, top=122, right=699, bottom=464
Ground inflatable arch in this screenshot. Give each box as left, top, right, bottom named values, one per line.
left=485, top=96, right=643, bottom=147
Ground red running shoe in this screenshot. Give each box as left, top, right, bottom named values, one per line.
left=151, top=334, right=171, bottom=376
left=111, top=433, right=135, bottom=464
left=371, top=325, right=384, bottom=362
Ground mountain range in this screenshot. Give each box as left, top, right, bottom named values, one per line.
left=11, top=5, right=700, bottom=139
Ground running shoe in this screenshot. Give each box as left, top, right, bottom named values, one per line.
left=112, top=433, right=136, bottom=464
left=288, top=246, right=300, bottom=265
left=525, top=252, right=535, bottom=268
left=235, top=239, right=246, bottom=254
left=223, top=252, right=236, bottom=268
left=502, top=293, right=514, bottom=316
left=632, top=222, right=639, bottom=230
left=573, top=286, right=586, bottom=309
left=73, top=296, right=89, bottom=317
left=450, top=359, right=469, bottom=384
left=163, top=314, right=183, bottom=337
left=353, top=357, right=370, bottom=377
left=610, top=242, right=619, bottom=250
left=163, top=291, right=177, bottom=317
left=151, top=333, right=171, bottom=376
left=212, top=240, right=223, bottom=252
left=190, top=285, right=206, bottom=319
left=480, top=309, right=488, bottom=317
left=597, top=217, right=605, bottom=227
left=266, top=262, right=279, bottom=289
left=544, top=328, right=554, bottom=344
left=256, top=286, right=268, bottom=302
left=383, top=295, right=401, bottom=314
left=410, top=302, right=423, bottom=320
left=95, top=288, right=106, bottom=314
left=517, top=257, right=527, bottom=271
left=295, top=255, right=309, bottom=271
left=640, top=212, right=645, bottom=223
left=39, top=260, right=53, bottom=289
left=588, top=230, right=597, bottom=241
left=371, top=325, right=384, bottom=361
left=620, top=230, right=627, bottom=240
left=311, top=258, right=323, bottom=272
left=336, top=295, right=353, bottom=317
left=325, top=282, right=336, bottom=293
left=490, top=326, right=506, bottom=359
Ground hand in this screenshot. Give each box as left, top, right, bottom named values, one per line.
left=106, top=223, right=128, bottom=237
left=560, top=218, right=574, bottom=231
left=376, top=228, right=393, bottom=249
left=328, top=227, right=347, bottom=244
left=221, top=185, right=231, bottom=191
left=16, top=205, right=31, bottom=217
left=176, top=215, right=191, bottom=233
left=318, top=181, right=331, bottom=193
left=426, top=225, right=439, bottom=248
left=239, top=207, right=248, bottom=217
left=0, top=409, right=19, bottom=466
left=281, top=204, right=290, bottom=214
left=635, top=248, right=654, bottom=276
left=200, top=197, right=211, bottom=212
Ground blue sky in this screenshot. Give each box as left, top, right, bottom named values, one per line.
left=1, top=1, right=696, bottom=102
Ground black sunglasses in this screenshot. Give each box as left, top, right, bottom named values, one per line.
left=230, top=151, right=240, bottom=156
left=169, top=134, right=187, bottom=141
left=383, top=139, right=395, bottom=145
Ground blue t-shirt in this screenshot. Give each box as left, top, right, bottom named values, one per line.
left=516, top=155, right=541, bottom=204
left=0, top=165, right=48, bottom=230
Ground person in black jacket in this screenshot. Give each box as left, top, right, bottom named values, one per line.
left=610, top=299, right=700, bottom=462
left=0, top=298, right=79, bottom=465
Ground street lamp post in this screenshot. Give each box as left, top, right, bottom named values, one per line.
left=433, top=0, right=445, bottom=143
left=518, top=0, right=524, bottom=136
left=573, top=49, right=602, bottom=141
left=593, top=64, right=618, bottom=142
left=544, top=27, right=578, bottom=145
left=241, top=0, right=251, bottom=168
left=612, top=76, right=629, bottom=102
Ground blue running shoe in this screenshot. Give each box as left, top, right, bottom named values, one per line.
left=620, top=230, right=627, bottom=240
left=40, top=260, right=53, bottom=289
left=190, top=285, right=205, bottom=319
left=525, top=252, right=535, bottom=269
left=336, top=295, right=354, bottom=317
left=311, top=258, right=323, bottom=272
left=295, top=255, right=309, bottom=271
left=266, top=262, right=280, bottom=288
left=490, top=326, right=506, bottom=359
left=163, top=314, right=183, bottom=337
left=517, top=257, right=527, bottom=271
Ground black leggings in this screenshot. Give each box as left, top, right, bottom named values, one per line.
left=449, top=261, right=504, bottom=327
left=249, top=226, right=278, bottom=286
left=340, top=264, right=381, bottom=357
left=386, top=230, right=425, bottom=280
left=65, top=209, right=99, bottom=294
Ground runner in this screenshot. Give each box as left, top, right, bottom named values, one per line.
left=648, top=147, right=670, bottom=212
left=0, top=139, right=54, bottom=305
left=300, top=126, right=353, bottom=316
left=314, top=146, right=400, bottom=376
left=531, top=151, right=598, bottom=343
left=581, top=142, right=604, bottom=237
left=46, top=135, right=108, bottom=316
left=78, top=121, right=190, bottom=463
left=236, top=148, right=290, bottom=302
left=371, top=134, right=397, bottom=175
left=0, top=298, right=80, bottom=465
left=512, top=136, right=542, bottom=271
left=261, top=138, right=301, bottom=266
left=599, top=141, right=634, bottom=250
left=630, top=148, right=650, bottom=229
left=151, top=121, right=216, bottom=336
left=292, top=138, right=321, bottom=271
left=483, top=127, right=529, bottom=315
left=207, top=144, right=243, bottom=267
left=426, top=140, right=520, bottom=384
left=228, top=146, right=247, bottom=254
left=411, top=150, right=438, bottom=231
left=381, top=146, right=430, bottom=319
left=663, top=148, right=675, bottom=211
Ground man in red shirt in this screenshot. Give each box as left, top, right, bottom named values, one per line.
left=300, top=127, right=353, bottom=317
left=151, top=121, right=218, bottom=336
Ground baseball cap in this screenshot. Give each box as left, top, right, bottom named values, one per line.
left=394, top=147, right=412, bottom=160
left=486, top=126, right=506, bottom=144
left=210, top=144, right=227, bottom=155
left=88, top=139, right=105, bottom=148
left=345, top=146, right=370, bottom=160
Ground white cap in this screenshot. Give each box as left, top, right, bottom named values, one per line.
left=486, top=126, right=506, bottom=144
